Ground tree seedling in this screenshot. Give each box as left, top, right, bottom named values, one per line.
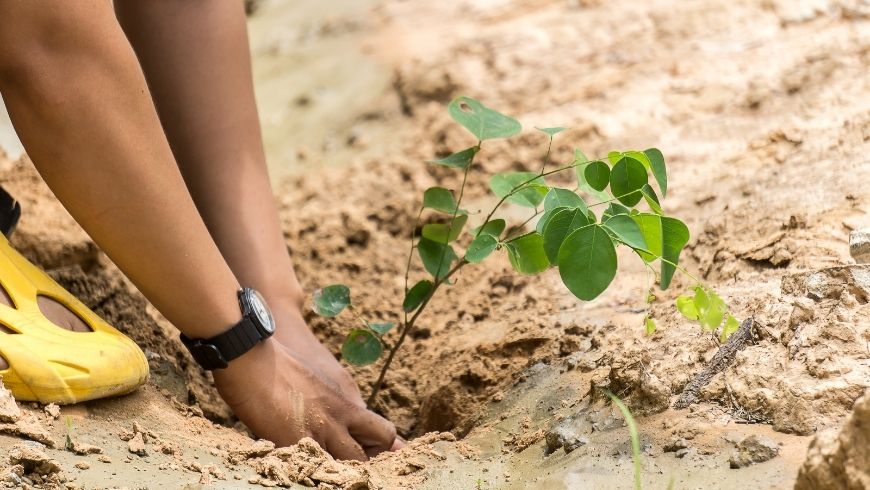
left=313, top=96, right=737, bottom=405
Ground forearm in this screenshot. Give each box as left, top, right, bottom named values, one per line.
left=115, top=0, right=305, bottom=310
left=0, top=1, right=240, bottom=338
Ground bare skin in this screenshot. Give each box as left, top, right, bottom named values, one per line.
left=0, top=1, right=396, bottom=459
left=112, top=1, right=364, bottom=407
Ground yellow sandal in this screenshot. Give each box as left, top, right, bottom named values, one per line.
left=0, top=231, right=148, bottom=404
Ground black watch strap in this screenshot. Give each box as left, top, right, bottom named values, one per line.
left=180, top=317, right=265, bottom=370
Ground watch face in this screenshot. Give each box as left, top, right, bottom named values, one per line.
left=246, top=289, right=275, bottom=334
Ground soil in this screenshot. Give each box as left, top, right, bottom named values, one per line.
left=1, top=0, right=869, bottom=488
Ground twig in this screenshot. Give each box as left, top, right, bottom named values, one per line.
left=673, top=318, right=755, bottom=409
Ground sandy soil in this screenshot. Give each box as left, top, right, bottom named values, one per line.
left=0, top=0, right=869, bottom=488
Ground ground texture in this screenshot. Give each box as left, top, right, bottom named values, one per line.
left=0, top=0, right=869, bottom=488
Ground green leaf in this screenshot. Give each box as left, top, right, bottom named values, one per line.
left=695, top=287, right=725, bottom=331
left=632, top=213, right=662, bottom=262
left=558, top=225, right=617, bottom=300
left=423, top=187, right=460, bottom=214
left=544, top=188, right=586, bottom=212
left=720, top=314, right=740, bottom=342
left=536, top=126, right=566, bottom=136
left=574, top=148, right=589, bottom=165
left=676, top=294, right=699, bottom=320
left=631, top=214, right=690, bottom=289
left=542, top=208, right=591, bottom=263
left=641, top=184, right=663, bottom=215
left=603, top=202, right=632, bottom=220
left=644, top=148, right=668, bottom=197
left=448, top=96, right=522, bottom=141
left=368, top=322, right=396, bottom=336
left=505, top=232, right=550, bottom=275
left=403, top=280, right=433, bottom=312
left=536, top=206, right=567, bottom=234
left=603, top=214, right=649, bottom=252
left=341, top=329, right=383, bottom=366
left=473, top=219, right=506, bottom=237
left=584, top=161, right=611, bottom=192
left=609, top=157, right=648, bottom=207
left=624, top=150, right=651, bottom=169
left=465, top=234, right=499, bottom=263
left=418, top=237, right=457, bottom=279
left=490, top=172, right=548, bottom=208
left=660, top=216, right=690, bottom=290
left=645, top=316, right=657, bottom=335
left=607, top=151, right=623, bottom=165
left=573, top=149, right=609, bottom=201
left=313, top=285, right=351, bottom=317
left=426, top=146, right=479, bottom=169
left=422, top=214, right=468, bottom=243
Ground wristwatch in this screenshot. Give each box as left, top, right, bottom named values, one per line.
left=180, top=287, right=276, bottom=370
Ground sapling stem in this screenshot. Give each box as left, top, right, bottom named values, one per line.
left=368, top=259, right=467, bottom=405
left=540, top=135, right=553, bottom=174
left=370, top=144, right=480, bottom=406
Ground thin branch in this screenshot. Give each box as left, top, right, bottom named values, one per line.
left=367, top=260, right=467, bottom=405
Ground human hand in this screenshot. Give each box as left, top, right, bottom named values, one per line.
left=270, top=302, right=367, bottom=408
left=212, top=337, right=399, bottom=460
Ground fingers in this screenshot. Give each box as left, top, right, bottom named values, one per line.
left=323, top=428, right=368, bottom=461
left=347, top=408, right=398, bottom=458
left=391, top=436, right=407, bottom=452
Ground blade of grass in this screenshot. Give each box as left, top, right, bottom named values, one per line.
left=605, top=390, right=642, bottom=490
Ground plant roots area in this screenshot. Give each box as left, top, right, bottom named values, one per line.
left=1, top=0, right=869, bottom=488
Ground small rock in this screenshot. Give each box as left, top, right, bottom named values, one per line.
left=850, top=229, right=870, bottom=263
left=128, top=433, right=147, bottom=456
left=675, top=448, right=691, bottom=459
left=8, top=442, right=62, bottom=476
left=0, top=380, right=21, bottom=423
left=0, top=464, right=23, bottom=485
left=729, top=434, right=780, bottom=468
left=545, top=416, right=591, bottom=454
left=97, top=455, right=112, bottom=464
left=43, top=403, right=60, bottom=419
left=74, top=462, right=90, bottom=470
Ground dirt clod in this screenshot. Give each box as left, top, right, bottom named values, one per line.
left=127, top=433, right=148, bottom=457
left=729, top=435, right=780, bottom=468
left=795, top=390, right=870, bottom=490
left=246, top=437, right=367, bottom=488
left=8, top=442, right=61, bottom=476
left=545, top=415, right=591, bottom=454
left=850, top=229, right=870, bottom=263
left=0, top=415, right=55, bottom=447
left=68, top=440, right=103, bottom=456
left=42, top=404, right=60, bottom=419
left=0, top=380, right=20, bottom=423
